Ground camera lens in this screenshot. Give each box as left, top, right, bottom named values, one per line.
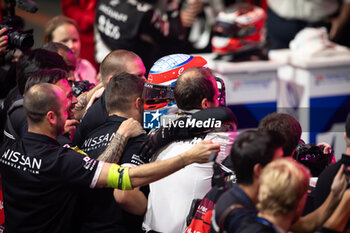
left=8, top=31, right=34, bottom=51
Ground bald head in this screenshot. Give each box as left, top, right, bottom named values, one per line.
left=100, top=50, right=146, bottom=87
left=24, top=83, right=64, bottom=124
left=174, top=67, right=218, bottom=110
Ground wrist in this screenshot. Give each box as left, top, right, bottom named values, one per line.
left=116, top=128, right=130, bottom=139
left=329, top=188, right=343, bottom=203
left=178, top=154, right=186, bottom=168
left=179, top=152, right=191, bottom=166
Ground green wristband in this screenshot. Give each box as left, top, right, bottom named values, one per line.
left=106, top=164, right=132, bottom=190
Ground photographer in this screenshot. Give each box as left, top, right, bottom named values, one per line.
left=314, top=113, right=350, bottom=232
left=0, top=0, right=37, bottom=141
left=0, top=27, right=18, bottom=99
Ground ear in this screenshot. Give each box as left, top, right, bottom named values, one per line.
left=201, top=98, right=210, bottom=109
left=107, top=75, right=113, bottom=83
left=135, top=97, right=143, bottom=110
left=46, top=110, right=57, bottom=125
left=253, top=164, right=263, bottom=180
left=345, top=132, right=347, bottom=140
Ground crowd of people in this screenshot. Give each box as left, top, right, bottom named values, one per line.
left=0, top=0, right=350, bottom=233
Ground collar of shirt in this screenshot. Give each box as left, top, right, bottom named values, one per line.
left=25, top=132, right=60, bottom=146
left=230, top=183, right=256, bottom=211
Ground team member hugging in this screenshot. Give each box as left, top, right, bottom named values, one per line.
left=0, top=83, right=219, bottom=233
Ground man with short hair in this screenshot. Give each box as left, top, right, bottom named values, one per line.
left=0, top=83, right=220, bottom=233
left=143, top=67, right=236, bottom=233
left=236, top=158, right=311, bottom=233
left=78, top=72, right=148, bottom=233
left=258, top=112, right=301, bottom=157
left=73, top=49, right=146, bottom=147
left=174, top=67, right=220, bottom=110
left=211, top=130, right=284, bottom=233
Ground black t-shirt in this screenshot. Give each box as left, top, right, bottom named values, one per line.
left=313, top=154, right=350, bottom=231
left=73, top=92, right=108, bottom=148
left=77, top=114, right=148, bottom=233
left=80, top=114, right=146, bottom=165
left=0, top=132, right=101, bottom=233
left=314, top=154, right=350, bottom=208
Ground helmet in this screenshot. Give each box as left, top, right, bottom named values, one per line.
left=211, top=3, right=266, bottom=55
left=143, top=54, right=207, bottom=129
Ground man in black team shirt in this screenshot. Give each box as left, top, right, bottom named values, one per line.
left=0, top=83, right=219, bottom=233
left=78, top=72, right=148, bottom=233
left=73, top=49, right=146, bottom=147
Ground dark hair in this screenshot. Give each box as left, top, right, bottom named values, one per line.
left=16, top=49, right=69, bottom=95
left=258, top=113, right=302, bottom=157
left=24, top=69, right=68, bottom=94
left=105, top=72, right=145, bottom=113
left=231, top=130, right=285, bottom=185
left=174, top=67, right=216, bottom=110
left=100, top=50, right=140, bottom=87
left=24, top=83, right=62, bottom=123
left=42, top=42, right=72, bottom=54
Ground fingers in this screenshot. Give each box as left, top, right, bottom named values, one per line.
left=0, top=28, right=8, bottom=55
left=0, top=36, right=8, bottom=47
left=335, top=164, right=346, bottom=185
left=198, top=140, right=221, bottom=150
left=187, top=140, right=221, bottom=164
left=317, top=142, right=332, bottom=154
left=0, top=28, right=7, bottom=34
left=86, top=87, right=104, bottom=110
left=64, top=119, right=80, bottom=134
left=331, top=164, right=348, bottom=200
left=68, top=119, right=80, bottom=126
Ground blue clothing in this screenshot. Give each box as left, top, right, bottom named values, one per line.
left=211, top=184, right=257, bottom=233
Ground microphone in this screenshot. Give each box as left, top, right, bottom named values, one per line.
left=16, top=0, right=38, bottom=13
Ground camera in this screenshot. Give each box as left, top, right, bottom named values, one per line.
left=0, top=0, right=37, bottom=52
left=294, top=142, right=333, bottom=177
left=72, top=81, right=96, bottom=97
left=0, top=23, right=34, bottom=51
